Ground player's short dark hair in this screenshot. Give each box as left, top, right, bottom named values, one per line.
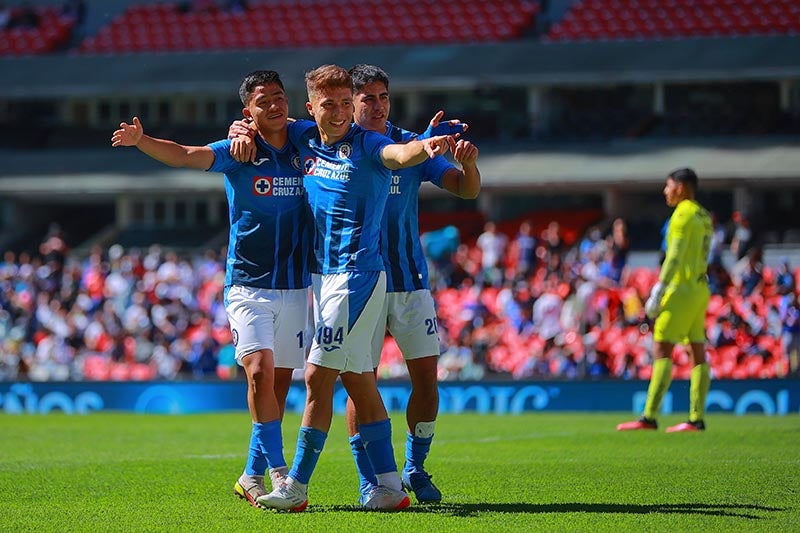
left=668, top=167, right=699, bottom=190
left=349, top=64, right=389, bottom=92
left=239, top=70, right=285, bottom=106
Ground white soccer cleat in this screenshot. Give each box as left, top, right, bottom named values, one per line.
left=256, top=477, right=308, bottom=512
left=268, top=466, right=289, bottom=491
left=233, top=474, right=266, bottom=507
left=359, top=485, right=411, bottom=511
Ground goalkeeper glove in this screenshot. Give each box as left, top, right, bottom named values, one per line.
left=645, top=281, right=666, bottom=319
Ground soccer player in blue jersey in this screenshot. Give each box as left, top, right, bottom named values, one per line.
left=111, top=70, right=310, bottom=508
left=343, top=64, right=481, bottom=505
left=246, top=64, right=455, bottom=512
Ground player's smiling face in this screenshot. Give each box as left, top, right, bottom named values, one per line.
left=354, top=81, right=390, bottom=135
left=244, top=83, right=288, bottom=136
left=307, top=86, right=354, bottom=145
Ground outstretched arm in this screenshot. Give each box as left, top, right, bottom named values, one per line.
left=440, top=139, right=481, bottom=199
left=111, top=117, right=214, bottom=170
left=381, top=135, right=454, bottom=170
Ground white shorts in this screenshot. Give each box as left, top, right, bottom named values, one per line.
left=224, top=285, right=310, bottom=368
left=308, top=271, right=386, bottom=373
left=370, top=290, right=441, bottom=368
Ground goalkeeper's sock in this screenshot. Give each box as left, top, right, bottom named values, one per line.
left=349, top=433, right=378, bottom=495
left=643, top=358, right=673, bottom=421
left=689, top=362, right=711, bottom=422
left=288, top=426, right=327, bottom=485
left=244, top=422, right=268, bottom=476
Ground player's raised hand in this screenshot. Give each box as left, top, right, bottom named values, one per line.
left=230, top=135, right=257, bottom=163
left=452, top=139, right=478, bottom=166
left=228, top=118, right=256, bottom=139
left=111, top=116, right=144, bottom=147
left=424, top=110, right=468, bottom=137
left=421, top=135, right=454, bottom=158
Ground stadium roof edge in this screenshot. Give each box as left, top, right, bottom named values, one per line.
left=1, top=36, right=798, bottom=98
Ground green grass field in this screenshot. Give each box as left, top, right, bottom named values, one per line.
left=2, top=412, right=797, bottom=532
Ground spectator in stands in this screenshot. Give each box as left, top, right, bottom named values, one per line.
left=540, top=220, right=564, bottom=265
left=730, top=211, right=753, bottom=261
left=578, top=225, right=603, bottom=262
left=707, top=212, right=726, bottom=267
left=737, top=249, right=764, bottom=298
left=780, top=291, right=800, bottom=376
left=447, top=243, right=477, bottom=289
left=224, top=0, right=248, bottom=14
left=710, top=315, right=737, bottom=348
left=532, top=275, right=564, bottom=356
left=61, top=0, right=86, bottom=40
left=707, top=261, right=732, bottom=296
left=0, top=3, right=11, bottom=30
left=775, top=257, right=796, bottom=296
left=421, top=225, right=461, bottom=288
left=7, top=2, right=39, bottom=29
left=178, top=0, right=217, bottom=14
left=510, top=220, right=537, bottom=281
left=603, top=218, right=629, bottom=284
left=476, top=221, right=508, bottom=287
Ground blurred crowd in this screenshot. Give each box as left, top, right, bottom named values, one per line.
left=0, top=225, right=233, bottom=381
left=2, top=214, right=799, bottom=382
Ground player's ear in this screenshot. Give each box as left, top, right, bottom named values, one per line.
left=306, top=102, right=314, bottom=117
left=242, top=108, right=253, bottom=119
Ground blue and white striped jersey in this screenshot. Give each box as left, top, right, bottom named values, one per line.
left=208, top=136, right=311, bottom=290
left=382, top=122, right=454, bottom=292
left=289, top=120, right=393, bottom=274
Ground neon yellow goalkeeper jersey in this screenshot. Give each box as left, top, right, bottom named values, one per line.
left=660, top=199, right=713, bottom=286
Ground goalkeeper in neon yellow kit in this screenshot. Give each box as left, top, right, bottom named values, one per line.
left=618, top=168, right=713, bottom=432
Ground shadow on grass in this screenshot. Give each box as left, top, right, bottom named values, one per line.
left=312, top=502, right=786, bottom=519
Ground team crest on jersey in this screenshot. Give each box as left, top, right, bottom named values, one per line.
left=231, top=328, right=239, bottom=346
left=291, top=154, right=302, bottom=171
left=337, top=143, right=352, bottom=159
left=303, top=157, right=317, bottom=175
left=253, top=176, right=272, bottom=196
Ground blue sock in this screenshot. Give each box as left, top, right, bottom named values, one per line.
left=404, top=431, right=433, bottom=474
left=349, top=433, right=378, bottom=495
left=244, top=423, right=267, bottom=476
left=358, top=419, right=397, bottom=476
left=256, top=419, right=286, bottom=470
left=288, top=426, right=327, bottom=484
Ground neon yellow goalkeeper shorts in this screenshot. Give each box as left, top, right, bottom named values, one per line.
left=653, top=281, right=710, bottom=345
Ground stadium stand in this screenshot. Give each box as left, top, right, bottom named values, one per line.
left=546, top=0, right=800, bottom=42
left=78, top=0, right=540, bottom=54
left=0, top=5, right=76, bottom=56
left=1, top=0, right=800, bottom=383
left=2, top=210, right=798, bottom=383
